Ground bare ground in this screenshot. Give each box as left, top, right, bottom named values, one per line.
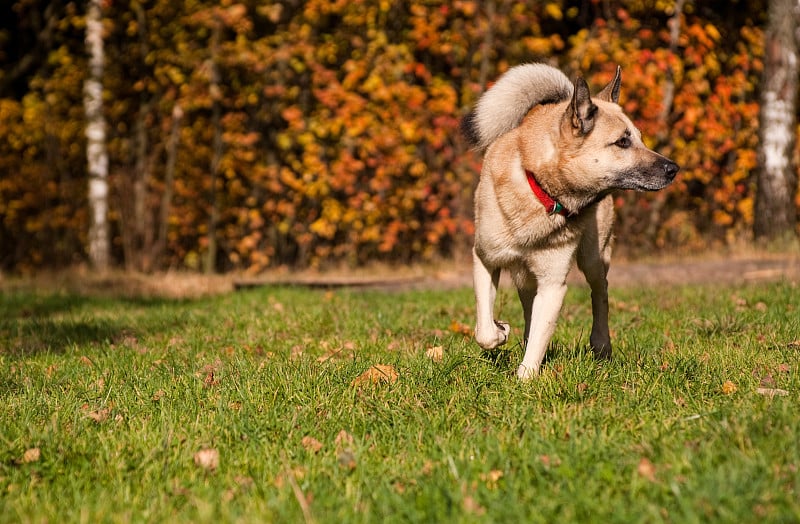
left=4, top=252, right=795, bottom=299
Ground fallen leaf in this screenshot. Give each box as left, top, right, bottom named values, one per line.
left=79, top=356, right=94, bottom=367
left=86, top=407, right=111, bottom=422
left=756, top=387, right=789, bottom=398
left=463, top=495, right=485, bottom=515
left=334, top=430, right=354, bottom=450
left=637, top=457, right=657, bottom=482
left=193, top=448, right=219, bottom=471
left=480, top=469, right=504, bottom=489
left=301, top=436, right=323, bottom=454
left=721, top=380, right=738, bottom=395
left=21, top=448, right=40, bottom=463
left=426, top=345, right=444, bottom=362
left=152, top=389, right=166, bottom=401
left=351, top=364, right=399, bottom=387
left=449, top=320, right=473, bottom=336
left=337, top=449, right=356, bottom=470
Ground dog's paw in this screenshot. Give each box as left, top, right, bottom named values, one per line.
left=516, top=364, right=538, bottom=381
left=475, top=320, right=510, bottom=350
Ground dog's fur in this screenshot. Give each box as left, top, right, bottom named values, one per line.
left=462, top=63, right=679, bottom=379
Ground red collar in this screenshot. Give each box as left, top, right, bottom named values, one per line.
left=525, top=169, right=570, bottom=216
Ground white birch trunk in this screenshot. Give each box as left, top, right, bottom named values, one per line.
left=84, top=0, right=110, bottom=270
left=755, top=0, right=799, bottom=241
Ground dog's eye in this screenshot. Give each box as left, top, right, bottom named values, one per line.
left=614, top=136, right=632, bottom=149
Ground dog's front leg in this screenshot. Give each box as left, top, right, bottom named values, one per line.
left=473, top=248, right=509, bottom=350
left=517, top=282, right=567, bottom=380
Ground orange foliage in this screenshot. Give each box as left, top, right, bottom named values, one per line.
left=0, top=0, right=791, bottom=272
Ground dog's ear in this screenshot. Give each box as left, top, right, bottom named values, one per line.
left=569, top=77, right=597, bottom=135
left=597, top=66, right=621, bottom=104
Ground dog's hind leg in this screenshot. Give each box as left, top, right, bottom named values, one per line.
left=577, top=218, right=613, bottom=360
left=473, top=248, right=510, bottom=350
left=516, top=283, right=536, bottom=345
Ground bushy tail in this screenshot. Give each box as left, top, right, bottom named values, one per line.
left=461, top=63, right=573, bottom=152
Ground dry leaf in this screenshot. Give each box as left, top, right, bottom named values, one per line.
left=152, top=389, right=166, bottom=401
left=480, top=469, right=504, bottom=489
left=86, top=407, right=111, bottom=422
left=449, top=320, right=473, bottom=336
left=637, top=457, right=657, bottom=482
left=337, top=449, right=357, bottom=470
left=462, top=494, right=485, bottom=515
left=351, top=364, right=399, bottom=387
left=301, top=436, right=323, bottom=454
left=721, top=380, right=738, bottom=395
left=426, top=345, right=444, bottom=362
left=21, top=447, right=40, bottom=463
left=756, top=387, right=789, bottom=398
left=79, top=356, right=94, bottom=367
left=193, top=448, right=219, bottom=471
left=334, top=429, right=354, bottom=450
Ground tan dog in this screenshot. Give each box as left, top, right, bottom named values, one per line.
left=461, top=64, right=679, bottom=379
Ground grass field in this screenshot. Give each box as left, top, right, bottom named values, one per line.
left=1, top=278, right=799, bottom=523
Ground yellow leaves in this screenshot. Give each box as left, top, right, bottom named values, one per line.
left=351, top=364, right=399, bottom=387
left=544, top=3, right=563, bottom=20
left=721, top=380, right=738, bottom=395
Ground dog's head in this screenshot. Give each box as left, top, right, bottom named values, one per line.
left=561, top=67, right=679, bottom=192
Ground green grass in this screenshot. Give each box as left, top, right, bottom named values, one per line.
left=1, top=280, right=799, bottom=523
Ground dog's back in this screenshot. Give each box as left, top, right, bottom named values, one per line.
left=460, top=64, right=573, bottom=152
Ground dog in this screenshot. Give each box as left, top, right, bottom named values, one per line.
left=461, top=63, right=679, bottom=379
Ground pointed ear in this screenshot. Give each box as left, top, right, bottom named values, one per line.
left=569, top=77, right=597, bottom=135
left=597, top=66, right=621, bottom=103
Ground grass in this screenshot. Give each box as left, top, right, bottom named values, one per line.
left=1, top=279, right=799, bottom=523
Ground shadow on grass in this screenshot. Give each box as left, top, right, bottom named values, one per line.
left=0, top=291, right=189, bottom=357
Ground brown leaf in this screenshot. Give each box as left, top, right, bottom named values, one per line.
left=425, top=345, right=444, bottom=362
left=301, top=436, right=323, bottom=454
left=21, top=447, right=40, bottom=463
left=479, top=469, right=504, bottom=489
left=86, top=407, right=111, bottom=422
left=351, top=364, right=399, bottom=387
left=337, top=449, right=357, bottom=470
left=637, top=457, right=657, bottom=482
left=449, top=320, right=473, bottom=336
left=721, top=380, right=738, bottom=395
left=334, top=429, right=354, bottom=450
left=193, top=448, right=219, bottom=471
left=756, top=387, right=789, bottom=398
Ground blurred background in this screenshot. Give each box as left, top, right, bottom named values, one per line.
left=0, top=0, right=797, bottom=276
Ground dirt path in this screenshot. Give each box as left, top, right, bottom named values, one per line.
left=235, top=253, right=800, bottom=292
left=3, top=254, right=797, bottom=299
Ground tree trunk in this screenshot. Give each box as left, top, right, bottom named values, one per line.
left=154, top=103, right=183, bottom=268
left=204, top=20, right=223, bottom=274
left=755, top=0, right=799, bottom=242
left=84, top=0, right=110, bottom=271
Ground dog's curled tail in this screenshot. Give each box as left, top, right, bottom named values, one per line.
left=461, top=63, right=573, bottom=152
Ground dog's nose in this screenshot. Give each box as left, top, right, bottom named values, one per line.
left=664, top=161, right=679, bottom=179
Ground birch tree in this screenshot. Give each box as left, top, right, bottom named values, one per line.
left=755, top=0, right=799, bottom=242
left=84, top=0, right=110, bottom=270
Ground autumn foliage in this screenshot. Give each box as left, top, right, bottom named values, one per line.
left=0, top=1, right=792, bottom=273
